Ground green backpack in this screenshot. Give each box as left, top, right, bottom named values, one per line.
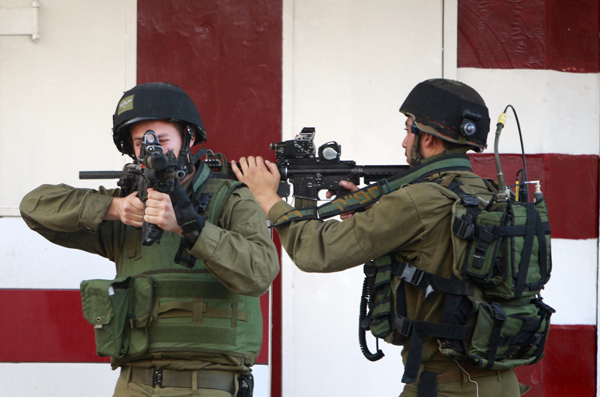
left=359, top=175, right=554, bottom=383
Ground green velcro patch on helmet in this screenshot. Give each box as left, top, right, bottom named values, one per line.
left=117, top=94, right=134, bottom=115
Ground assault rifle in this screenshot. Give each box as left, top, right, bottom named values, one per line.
left=80, top=130, right=187, bottom=246
left=270, top=127, right=409, bottom=205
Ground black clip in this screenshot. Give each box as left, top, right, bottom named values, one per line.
left=128, top=313, right=137, bottom=330
left=490, top=302, right=507, bottom=322
left=399, top=263, right=424, bottom=286
left=152, top=368, right=163, bottom=388
left=198, top=192, right=213, bottom=212
left=392, top=315, right=413, bottom=337
left=453, top=217, right=474, bottom=239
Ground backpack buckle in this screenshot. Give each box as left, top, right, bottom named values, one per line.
left=399, top=263, right=424, bottom=286
left=392, top=315, right=413, bottom=337
left=453, top=216, right=474, bottom=239
left=198, top=192, right=213, bottom=212
left=152, top=368, right=164, bottom=388
left=490, top=302, right=507, bottom=322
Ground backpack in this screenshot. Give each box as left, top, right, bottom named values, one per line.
left=359, top=174, right=554, bottom=383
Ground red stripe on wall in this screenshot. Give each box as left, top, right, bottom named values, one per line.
left=0, top=289, right=270, bottom=364
left=458, top=0, right=600, bottom=73
left=137, top=0, right=283, bottom=162
left=470, top=153, right=599, bottom=240
left=515, top=324, right=596, bottom=397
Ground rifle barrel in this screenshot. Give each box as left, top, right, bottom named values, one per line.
left=79, top=171, right=122, bottom=179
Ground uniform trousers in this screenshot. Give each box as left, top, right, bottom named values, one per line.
left=400, top=366, right=530, bottom=397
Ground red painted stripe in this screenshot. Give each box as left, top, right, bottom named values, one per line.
left=458, top=0, right=600, bottom=73
left=0, top=289, right=270, bottom=364
left=137, top=0, right=283, bottom=163
left=0, top=289, right=106, bottom=363
left=470, top=153, right=599, bottom=240
left=270, top=236, right=283, bottom=397
left=516, top=324, right=596, bottom=397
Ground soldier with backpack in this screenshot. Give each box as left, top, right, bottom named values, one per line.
left=20, top=82, right=279, bottom=397
left=233, top=79, right=551, bottom=396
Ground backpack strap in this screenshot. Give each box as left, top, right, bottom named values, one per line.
left=363, top=255, right=475, bottom=384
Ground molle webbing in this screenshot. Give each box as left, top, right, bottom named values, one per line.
left=273, top=154, right=473, bottom=226
left=150, top=324, right=237, bottom=346
left=148, top=277, right=246, bottom=347
left=153, top=279, right=238, bottom=301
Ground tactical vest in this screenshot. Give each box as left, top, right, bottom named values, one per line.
left=81, top=168, right=263, bottom=368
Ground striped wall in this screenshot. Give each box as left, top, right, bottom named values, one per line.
left=458, top=0, right=600, bottom=395
left=1, top=0, right=598, bottom=396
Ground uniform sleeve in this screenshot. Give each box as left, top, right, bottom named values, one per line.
left=267, top=187, right=430, bottom=273
left=187, top=186, right=280, bottom=297
left=19, top=183, right=123, bottom=261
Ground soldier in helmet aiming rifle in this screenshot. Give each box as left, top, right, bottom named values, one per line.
left=20, top=82, right=279, bottom=397
left=233, top=79, right=538, bottom=397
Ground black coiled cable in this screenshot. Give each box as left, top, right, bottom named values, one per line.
left=359, top=276, right=385, bottom=361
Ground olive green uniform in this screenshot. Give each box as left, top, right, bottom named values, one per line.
left=20, top=179, right=279, bottom=396
left=268, top=167, right=524, bottom=396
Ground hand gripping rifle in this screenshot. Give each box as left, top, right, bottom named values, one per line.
left=80, top=130, right=186, bottom=246
left=270, top=127, right=410, bottom=207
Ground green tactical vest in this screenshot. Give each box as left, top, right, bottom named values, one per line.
left=81, top=176, right=263, bottom=368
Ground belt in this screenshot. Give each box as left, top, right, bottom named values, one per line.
left=121, top=367, right=237, bottom=393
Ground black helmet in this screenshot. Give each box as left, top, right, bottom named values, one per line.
left=112, top=82, right=206, bottom=157
left=399, top=79, right=490, bottom=152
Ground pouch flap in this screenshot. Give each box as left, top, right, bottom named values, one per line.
left=131, top=274, right=153, bottom=327
left=81, top=279, right=114, bottom=326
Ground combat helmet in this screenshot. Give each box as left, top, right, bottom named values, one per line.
left=112, top=82, right=206, bottom=158
left=400, top=79, right=490, bottom=154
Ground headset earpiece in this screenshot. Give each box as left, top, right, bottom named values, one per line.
left=460, top=109, right=482, bottom=137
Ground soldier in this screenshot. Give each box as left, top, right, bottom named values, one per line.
left=233, top=79, right=529, bottom=396
left=20, top=82, right=279, bottom=397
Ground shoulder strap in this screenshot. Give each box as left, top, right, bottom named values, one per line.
left=175, top=162, right=242, bottom=268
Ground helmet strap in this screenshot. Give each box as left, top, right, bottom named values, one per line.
left=410, top=131, right=424, bottom=166
left=178, top=125, right=196, bottom=176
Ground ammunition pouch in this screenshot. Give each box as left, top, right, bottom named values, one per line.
left=80, top=275, right=153, bottom=358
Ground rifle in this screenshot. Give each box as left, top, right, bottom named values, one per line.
left=80, top=130, right=186, bottom=246
left=270, top=127, right=410, bottom=206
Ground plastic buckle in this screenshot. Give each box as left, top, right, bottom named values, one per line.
left=152, top=368, right=163, bottom=388
left=461, top=194, right=479, bottom=206
left=476, top=225, right=497, bottom=243
left=198, top=192, right=213, bottom=212
left=400, top=264, right=424, bottom=286
left=128, top=314, right=137, bottom=330
left=393, top=316, right=413, bottom=337
left=490, top=302, right=507, bottom=322
left=453, top=217, right=474, bottom=239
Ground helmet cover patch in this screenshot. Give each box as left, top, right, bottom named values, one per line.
left=117, top=95, right=134, bottom=116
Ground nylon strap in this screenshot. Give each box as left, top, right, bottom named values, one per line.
left=514, top=204, right=537, bottom=298
left=192, top=160, right=213, bottom=201
left=418, top=372, right=438, bottom=397
left=273, top=154, right=473, bottom=226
